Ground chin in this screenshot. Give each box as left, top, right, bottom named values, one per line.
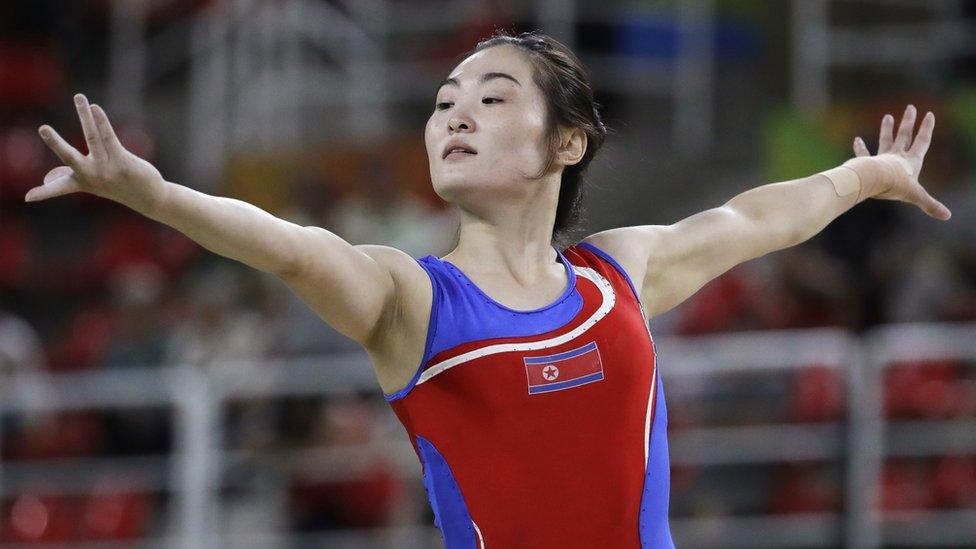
left=431, top=175, right=479, bottom=204
left=434, top=173, right=522, bottom=207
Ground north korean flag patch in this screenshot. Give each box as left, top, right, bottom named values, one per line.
left=524, top=341, right=605, bottom=395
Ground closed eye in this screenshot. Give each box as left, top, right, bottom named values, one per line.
left=434, top=98, right=503, bottom=111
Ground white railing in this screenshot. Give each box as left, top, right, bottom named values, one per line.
left=2, top=324, right=975, bottom=548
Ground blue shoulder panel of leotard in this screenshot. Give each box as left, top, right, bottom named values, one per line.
left=384, top=250, right=584, bottom=402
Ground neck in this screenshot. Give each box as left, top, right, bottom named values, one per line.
left=444, top=175, right=562, bottom=283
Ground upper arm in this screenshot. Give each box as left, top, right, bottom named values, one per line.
left=276, top=226, right=414, bottom=348
left=583, top=205, right=773, bottom=318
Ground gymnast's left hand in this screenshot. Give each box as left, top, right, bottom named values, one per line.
left=852, top=104, right=951, bottom=221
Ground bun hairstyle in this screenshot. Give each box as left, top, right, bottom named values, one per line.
left=460, top=30, right=609, bottom=249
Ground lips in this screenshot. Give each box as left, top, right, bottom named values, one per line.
left=442, top=141, right=477, bottom=159
left=445, top=149, right=476, bottom=159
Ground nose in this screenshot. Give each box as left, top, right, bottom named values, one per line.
left=448, top=115, right=472, bottom=133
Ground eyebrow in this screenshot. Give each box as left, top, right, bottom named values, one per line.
left=437, top=72, right=522, bottom=91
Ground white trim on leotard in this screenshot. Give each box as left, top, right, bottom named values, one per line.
left=415, top=267, right=616, bottom=386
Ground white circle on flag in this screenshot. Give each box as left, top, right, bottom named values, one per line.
left=542, top=365, right=559, bottom=381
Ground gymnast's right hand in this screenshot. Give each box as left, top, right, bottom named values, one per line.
left=26, top=93, right=168, bottom=215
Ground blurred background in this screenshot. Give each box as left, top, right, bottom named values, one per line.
left=1, top=0, right=975, bottom=547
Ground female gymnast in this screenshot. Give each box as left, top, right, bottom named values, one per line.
left=27, top=30, right=950, bottom=549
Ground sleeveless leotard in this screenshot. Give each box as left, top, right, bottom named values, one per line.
left=383, top=242, right=673, bottom=548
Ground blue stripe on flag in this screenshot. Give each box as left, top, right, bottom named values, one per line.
left=524, top=341, right=598, bottom=365
left=528, top=371, right=604, bottom=394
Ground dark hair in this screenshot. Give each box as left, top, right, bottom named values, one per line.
left=459, top=29, right=609, bottom=249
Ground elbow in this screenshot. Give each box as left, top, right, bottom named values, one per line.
left=274, top=258, right=302, bottom=280
left=272, top=228, right=311, bottom=280
left=274, top=244, right=309, bottom=280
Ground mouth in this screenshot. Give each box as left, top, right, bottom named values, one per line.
left=443, top=143, right=478, bottom=159
left=444, top=150, right=477, bottom=160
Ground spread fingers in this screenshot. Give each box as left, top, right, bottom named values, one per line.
left=74, top=94, right=107, bottom=162
left=38, top=125, right=85, bottom=169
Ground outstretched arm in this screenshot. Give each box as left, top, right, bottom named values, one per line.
left=583, top=105, right=951, bottom=318
left=27, top=93, right=400, bottom=347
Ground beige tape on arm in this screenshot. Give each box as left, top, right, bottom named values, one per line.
left=819, top=165, right=861, bottom=198
left=819, top=155, right=914, bottom=204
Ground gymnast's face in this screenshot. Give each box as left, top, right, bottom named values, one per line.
left=425, top=45, right=552, bottom=206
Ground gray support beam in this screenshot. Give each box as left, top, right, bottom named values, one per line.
left=536, top=0, right=577, bottom=52
left=188, top=0, right=231, bottom=192
left=791, top=0, right=829, bottom=115
left=343, top=0, right=389, bottom=141
left=846, top=339, right=883, bottom=549
left=108, top=0, right=148, bottom=123
left=674, top=0, right=714, bottom=158
left=168, top=366, right=220, bottom=549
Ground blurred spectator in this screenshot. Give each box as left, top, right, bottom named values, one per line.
left=2, top=493, right=83, bottom=543
left=426, top=0, right=516, bottom=63
left=101, top=262, right=169, bottom=370
left=6, top=411, right=103, bottom=460
left=0, top=309, right=60, bottom=463
left=884, top=359, right=969, bottom=420
left=165, top=263, right=278, bottom=376
left=931, top=455, right=976, bottom=509
left=289, top=397, right=404, bottom=531
left=673, top=263, right=757, bottom=334
left=45, top=302, right=116, bottom=372
left=789, top=365, right=844, bottom=423
left=881, top=459, right=935, bottom=511
left=883, top=243, right=968, bottom=323
left=0, top=309, right=46, bottom=375
left=767, top=463, right=840, bottom=514
left=78, top=475, right=153, bottom=541
left=754, top=247, right=857, bottom=330
left=330, top=161, right=456, bottom=258
left=221, top=397, right=289, bottom=545
left=90, top=263, right=174, bottom=457
left=0, top=43, right=64, bottom=110
left=0, top=215, right=38, bottom=301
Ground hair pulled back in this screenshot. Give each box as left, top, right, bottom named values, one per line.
left=461, top=30, right=609, bottom=248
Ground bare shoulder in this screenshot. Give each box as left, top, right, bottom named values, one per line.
left=580, top=227, right=659, bottom=285
left=354, top=244, right=432, bottom=302
left=580, top=226, right=667, bottom=310
left=353, top=244, right=433, bottom=395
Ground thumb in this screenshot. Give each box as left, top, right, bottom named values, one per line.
left=25, top=167, right=82, bottom=202
left=914, top=186, right=951, bottom=220
left=44, top=165, right=74, bottom=184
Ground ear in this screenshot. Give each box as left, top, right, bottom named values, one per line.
left=556, top=126, right=587, bottom=167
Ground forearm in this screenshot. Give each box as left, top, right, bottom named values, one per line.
left=144, top=180, right=304, bottom=275
left=726, top=155, right=911, bottom=249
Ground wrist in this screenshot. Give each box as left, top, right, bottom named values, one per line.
left=841, top=155, right=912, bottom=201
left=143, top=177, right=173, bottom=221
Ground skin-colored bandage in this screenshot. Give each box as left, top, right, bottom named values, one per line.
left=819, top=166, right=861, bottom=198
left=819, top=155, right=914, bottom=204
